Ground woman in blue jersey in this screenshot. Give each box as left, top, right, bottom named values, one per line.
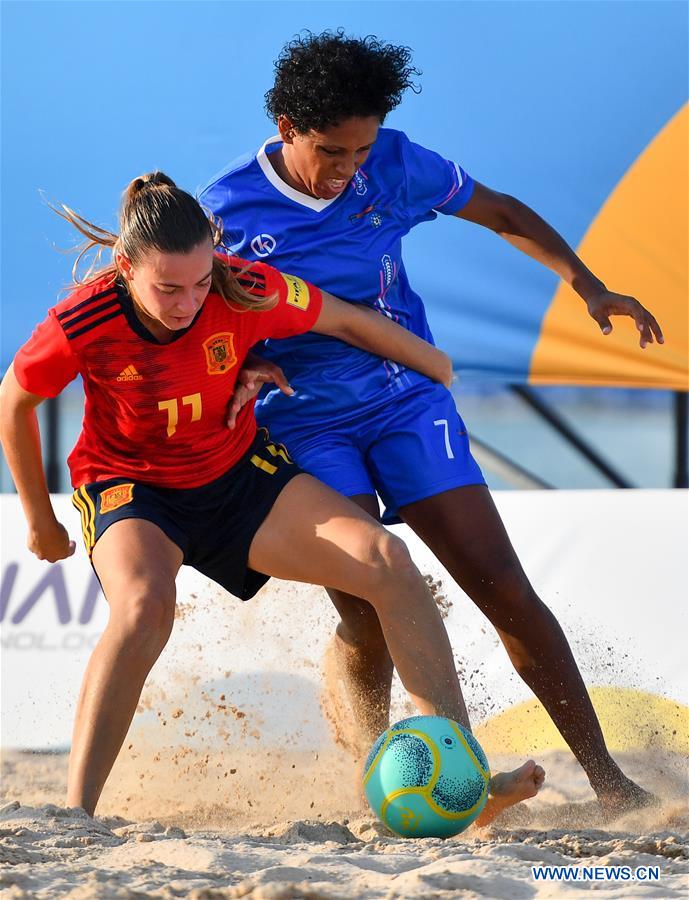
left=200, top=31, right=662, bottom=817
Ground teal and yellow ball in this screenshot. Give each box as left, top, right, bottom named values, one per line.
left=363, top=715, right=491, bottom=838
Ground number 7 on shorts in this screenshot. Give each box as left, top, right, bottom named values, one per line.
left=433, top=418, right=455, bottom=460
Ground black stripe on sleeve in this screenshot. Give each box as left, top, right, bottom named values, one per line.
left=57, top=287, right=120, bottom=322
left=65, top=308, right=124, bottom=340
left=229, top=263, right=267, bottom=285
left=61, top=297, right=122, bottom=333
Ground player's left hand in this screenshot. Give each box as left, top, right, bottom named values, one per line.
left=586, top=290, right=664, bottom=349
left=226, top=354, right=294, bottom=429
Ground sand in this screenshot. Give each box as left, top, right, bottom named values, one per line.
left=1, top=742, right=688, bottom=899
left=2, top=560, right=687, bottom=896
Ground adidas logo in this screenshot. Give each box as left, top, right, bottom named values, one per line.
left=116, top=365, right=143, bottom=382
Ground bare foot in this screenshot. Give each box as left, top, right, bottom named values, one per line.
left=474, top=760, right=545, bottom=828
left=597, top=778, right=658, bottom=821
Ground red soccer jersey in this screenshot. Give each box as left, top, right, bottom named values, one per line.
left=13, top=258, right=322, bottom=488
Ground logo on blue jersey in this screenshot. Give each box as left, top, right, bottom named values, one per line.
left=381, top=255, right=395, bottom=288
left=250, top=233, right=276, bottom=257
left=349, top=203, right=384, bottom=227
left=352, top=170, right=368, bottom=196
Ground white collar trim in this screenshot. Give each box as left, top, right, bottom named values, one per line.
left=256, top=135, right=342, bottom=212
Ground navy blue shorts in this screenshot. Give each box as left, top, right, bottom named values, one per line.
left=72, top=428, right=301, bottom=600
left=265, top=381, right=486, bottom=524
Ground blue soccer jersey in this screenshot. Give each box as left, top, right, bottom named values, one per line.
left=199, top=128, right=474, bottom=430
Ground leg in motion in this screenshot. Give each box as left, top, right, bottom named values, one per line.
left=67, top=520, right=182, bottom=815
left=248, top=474, right=470, bottom=728
left=249, top=474, right=544, bottom=820
left=400, top=484, right=653, bottom=816
left=324, top=494, right=394, bottom=754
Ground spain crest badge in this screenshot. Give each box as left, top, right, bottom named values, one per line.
left=100, top=483, right=134, bottom=514
left=203, top=332, right=237, bottom=375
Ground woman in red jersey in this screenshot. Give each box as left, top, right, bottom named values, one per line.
left=0, top=172, right=543, bottom=818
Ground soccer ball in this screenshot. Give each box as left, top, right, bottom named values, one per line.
left=363, top=715, right=491, bottom=838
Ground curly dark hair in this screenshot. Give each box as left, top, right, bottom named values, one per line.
left=265, top=30, right=420, bottom=133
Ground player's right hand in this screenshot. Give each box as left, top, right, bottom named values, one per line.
left=27, top=521, right=76, bottom=562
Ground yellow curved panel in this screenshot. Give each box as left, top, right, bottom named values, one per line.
left=530, top=104, right=688, bottom=389
left=475, top=687, right=689, bottom=755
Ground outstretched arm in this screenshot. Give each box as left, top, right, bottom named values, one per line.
left=0, top=364, right=75, bottom=562
left=312, top=292, right=453, bottom=387
left=456, top=183, right=664, bottom=348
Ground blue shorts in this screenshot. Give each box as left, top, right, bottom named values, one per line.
left=265, top=381, right=486, bottom=524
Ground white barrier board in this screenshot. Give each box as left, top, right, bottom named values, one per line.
left=1, top=491, right=687, bottom=750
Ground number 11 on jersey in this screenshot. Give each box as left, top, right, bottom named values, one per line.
left=158, top=393, right=202, bottom=437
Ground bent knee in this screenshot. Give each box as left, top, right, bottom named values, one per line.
left=106, top=582, right=176, bottom=654
left=369, top=530, right=417, bottom=584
